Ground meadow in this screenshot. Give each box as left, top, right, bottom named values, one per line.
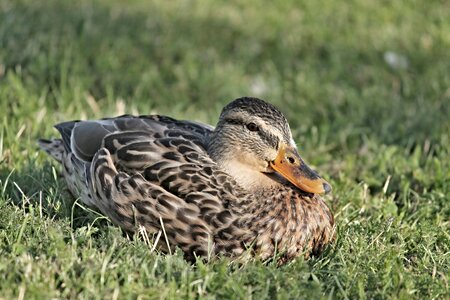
left=0, top=0, right=449, bottom=298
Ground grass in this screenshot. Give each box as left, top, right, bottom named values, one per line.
left=1, top=0, right=449, bottom=298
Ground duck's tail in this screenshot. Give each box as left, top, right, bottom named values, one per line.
left=38, top=138, right=64, bottom=163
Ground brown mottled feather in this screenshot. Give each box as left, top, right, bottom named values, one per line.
left=39, top=97, right=335, bottom=264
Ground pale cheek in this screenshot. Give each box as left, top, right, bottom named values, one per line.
left=234, top=151, right=268, bottom=172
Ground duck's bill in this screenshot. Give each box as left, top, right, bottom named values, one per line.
left=270, top=144, right=332, bottom=194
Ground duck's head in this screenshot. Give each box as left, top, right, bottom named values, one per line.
left=207, top=97, right=331, bottom=194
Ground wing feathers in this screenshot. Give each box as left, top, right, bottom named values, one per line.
left=55, top=115, right=213, bottom=163
left=47, top=114, right=246, bottom=258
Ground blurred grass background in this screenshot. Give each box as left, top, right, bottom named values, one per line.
left=0, top=0, right=449, bottom=298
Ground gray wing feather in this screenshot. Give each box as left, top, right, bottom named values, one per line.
left=54, top=115, right=214, bottom=163
left=54, top=121, right=77, bottom=153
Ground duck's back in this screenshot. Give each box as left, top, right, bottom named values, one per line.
left=39, top=115, right=256, bottom=259
left=40, top=115, right=214, bottom=203
left=54, top=115, right=214, bottom=161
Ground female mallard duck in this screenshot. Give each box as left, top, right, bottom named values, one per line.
left=39, top=97, right=335, bottom=263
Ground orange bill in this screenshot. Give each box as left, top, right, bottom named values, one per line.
left=270, top=143, right=331, bottom=194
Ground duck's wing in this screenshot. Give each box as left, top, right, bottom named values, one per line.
left=49, top=115, right=250, bottom=258
left=55, top=115, right=214, bottom=163
left=90, top=138, right=250, bottom=259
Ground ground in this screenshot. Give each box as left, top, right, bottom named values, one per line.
left=0, top=0, right=449, bottom=299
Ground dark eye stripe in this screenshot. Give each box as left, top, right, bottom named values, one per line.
left=259, top=131, right=278, bottom=149
left=224, top=118, right=278, bottom=149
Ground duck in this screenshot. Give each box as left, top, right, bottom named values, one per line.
left=39, top=97, right=335, bottom=264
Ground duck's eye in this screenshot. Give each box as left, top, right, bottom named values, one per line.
left=246, top=122, right=259, bottom=132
